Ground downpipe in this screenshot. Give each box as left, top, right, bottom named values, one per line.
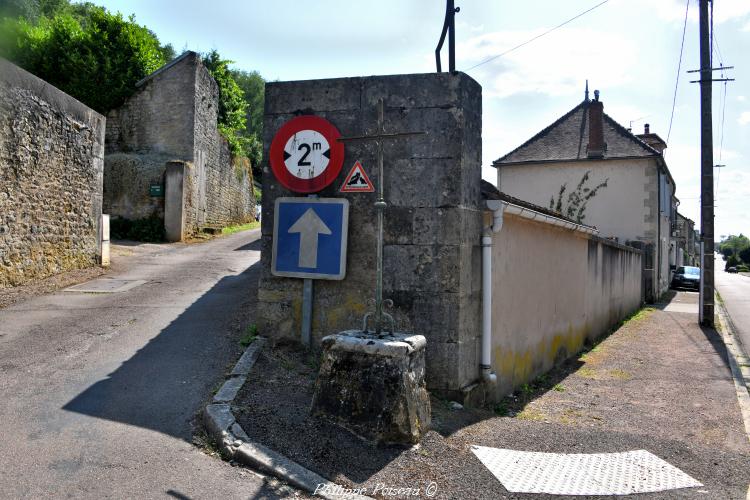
left=481, top=200, right=505, bottom=387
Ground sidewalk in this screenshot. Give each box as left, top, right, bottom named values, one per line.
left=433, top=292, right=750, bottom=498
left=232, top=291, right=750, bottom=499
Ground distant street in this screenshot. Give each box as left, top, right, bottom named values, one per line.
left=0, top=230, right=283, bottom=499
left=715, top=258, right=750, bottom=357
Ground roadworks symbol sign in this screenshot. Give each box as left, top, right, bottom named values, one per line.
left=340, top=161, right=374, bottom=193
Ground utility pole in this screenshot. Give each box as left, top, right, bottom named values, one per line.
left=699, top=0, right=714, bottom=326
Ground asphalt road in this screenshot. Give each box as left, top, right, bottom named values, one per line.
left=715, top=257, right=750, bottom=357
left=0, top=230, right=285, bottom=499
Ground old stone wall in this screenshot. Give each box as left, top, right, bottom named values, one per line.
left=104, top=52, right=254, bottom=236
left=489, top=212, right=642, bottom=398
left=105, top=54, right=196, bottom=158
left=257, top=73, right=483, bottom=399
left=0, top=58, right=104, bottom=287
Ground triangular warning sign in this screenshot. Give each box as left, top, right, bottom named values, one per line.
left=340, top=161, right=375, bottom=192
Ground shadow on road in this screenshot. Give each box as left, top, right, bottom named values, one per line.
left=62, top=262, right=260, bottom=441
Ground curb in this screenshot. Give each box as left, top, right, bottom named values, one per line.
left=203, top=337, right=373, bottom=500
left=714, top=297, right=750, bottom=445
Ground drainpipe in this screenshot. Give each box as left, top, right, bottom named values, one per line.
left=481, top=200, right=505, bottom=386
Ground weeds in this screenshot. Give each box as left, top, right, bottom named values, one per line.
left=240, top=324, right=258, bottom=347
left=222, top=221, right=260, bottom=235
left=553, top=384, right=565, bottom=392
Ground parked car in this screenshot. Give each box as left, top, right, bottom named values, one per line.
left=727, top=266, right=738, bottom=273
left=671, top=266, right=701, bottom=290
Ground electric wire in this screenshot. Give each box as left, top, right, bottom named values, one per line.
left=463, top=0, right=611, bottom=71
left=666, top=0, right=690, bottom=145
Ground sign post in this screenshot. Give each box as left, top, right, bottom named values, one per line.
left=269, top=115, right=348, bottom=346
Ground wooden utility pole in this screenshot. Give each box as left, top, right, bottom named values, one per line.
left=699, top=0, right=714, bottom=326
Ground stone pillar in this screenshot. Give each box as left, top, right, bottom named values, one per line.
left=257, top=73, right=483, bottom=402
left=165, top=161, right=186, bottom=242
left=311, top=331, right=430, bottom=444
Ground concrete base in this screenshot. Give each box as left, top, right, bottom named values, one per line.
left=311, top=330, right=431, bottom=445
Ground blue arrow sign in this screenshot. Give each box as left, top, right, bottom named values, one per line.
left=272, top=197, right=349, bottom=280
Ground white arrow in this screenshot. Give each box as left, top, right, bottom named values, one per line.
left=288, top=208, right=332, bottom=268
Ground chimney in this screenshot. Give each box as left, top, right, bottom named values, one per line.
left=587, top=91, right=605, bottom=159
left=636, top=123, right=668, bottom=154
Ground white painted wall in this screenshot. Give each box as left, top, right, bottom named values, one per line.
left=497, top=158, right=654, bottom=243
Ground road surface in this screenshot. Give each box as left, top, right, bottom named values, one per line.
left=0, top=230, right=286, bottom=499
left=715, top=257, right=750, bottom=357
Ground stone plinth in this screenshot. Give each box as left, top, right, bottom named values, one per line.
left=311, top=331, right=431, bottom=445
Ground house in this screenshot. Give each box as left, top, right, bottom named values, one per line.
left=674, top=212, right=699, bottom=266
left=104, top=51, right=255, bottom=241
left=492, top=89, right=677, bottom=302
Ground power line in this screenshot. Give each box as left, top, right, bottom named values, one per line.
left=463, top=0, right=612, bottom=72
left=666, top=0, right=690, bottom=145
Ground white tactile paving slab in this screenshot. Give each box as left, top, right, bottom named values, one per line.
left=64, top=279, right=147, bottom=293
left=471, top=446, right=703, bottom=496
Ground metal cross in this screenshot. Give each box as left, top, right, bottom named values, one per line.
left=337, top=99, right=425, bottom=335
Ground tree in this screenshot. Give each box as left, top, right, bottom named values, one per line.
left=739, top=246, right=750, bottom=264
left=0, top=3, right=169, bottom=113
left=231, top=69, right=265, bottom=177
left=549, top=170, right=608, bottom=223
left=719, top=234, right=750, bottom=262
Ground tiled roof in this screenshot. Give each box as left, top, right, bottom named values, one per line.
left=493, top=101, right=661, bottom=166
left=480, top=180, right=584, bottom=226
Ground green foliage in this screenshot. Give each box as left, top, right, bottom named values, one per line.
left=719, top=234, right=750, bottom=265
left=231, top=69, right=264, bottom=138
left=0, top=2, right=169, bottom=113
left=202, top=50, right=246, bottom=133
left=726, top=254, right=741, bottom=270
left=202, top=50, right=265, bottom=176
left=738, top=265, right=750, bottom=273
left=549, top=170, right=608, bottom=223
left=240, top=324, right=258, bottom=347
left=110, top=214, right=165, bottom=242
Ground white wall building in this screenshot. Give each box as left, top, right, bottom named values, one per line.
left=493, top=91, right=677, bottom=302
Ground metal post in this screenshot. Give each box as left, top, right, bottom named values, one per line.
left=699, top=240, right=705, bottom=324
left=374, top=99, right=386, bottom=334
left=301, top=193, right=318, bottom=346
left=448, top=0, right=456, bottom=72
left=301, top=278, right=313, bottom=347
left=699, top=0, right=715, bottom=327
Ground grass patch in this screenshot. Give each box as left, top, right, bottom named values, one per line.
left=625, top=307, right=656, bottom=323
left=553, top=384, right=566, bottom=392
left=239, top=324, right=259, bottom=347
left=222, top=221, right=260, bottom=235
left=517, top=408, right=546, bottom=421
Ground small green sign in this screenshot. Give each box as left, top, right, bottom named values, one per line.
left=150, top=184, right=164, bottom=197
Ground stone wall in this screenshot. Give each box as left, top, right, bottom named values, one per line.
left=0, top=58, right=104, bottom=287
left=104, top=52, right=254, bottom=238
left=257, top=73, right=483, bottom=399
left=489, top=211, right=643, bottom=398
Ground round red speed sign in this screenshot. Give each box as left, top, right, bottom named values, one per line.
left=269, top=115, right=345, bottom=193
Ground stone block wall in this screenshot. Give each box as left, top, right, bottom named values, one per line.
left=257, top=73, right=483, bottom=397
left=0, top=58, right=104, bottom=287
left=104, top=52, right=254, bottom=237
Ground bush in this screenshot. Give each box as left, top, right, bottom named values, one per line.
left=110, top=214, right=165, bottom=242
left=0, top=3, right=169, bottom=113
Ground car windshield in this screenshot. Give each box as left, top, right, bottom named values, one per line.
left=680, top=266, right=700, bottom=276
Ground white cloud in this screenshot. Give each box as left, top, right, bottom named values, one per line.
left=458, top=28, right=637, bottom=98
left=744, top=20, right=750, bottom=31
left=738, top=96, right=747, bottom=102
left=739, top=111, right=750, bottom=125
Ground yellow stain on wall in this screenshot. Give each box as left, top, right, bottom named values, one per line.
left=322, top=295, right=367, bottom=330
left=492, top=323, right=589, bottom=392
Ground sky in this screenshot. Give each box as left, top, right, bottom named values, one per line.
left=94, top=0, right=749, bottom=238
